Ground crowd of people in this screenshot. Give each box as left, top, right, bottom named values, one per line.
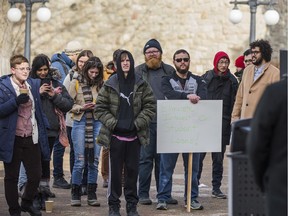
left=0, top=38, right=285, bottom=216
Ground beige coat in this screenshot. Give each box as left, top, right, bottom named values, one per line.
left=69, top=79, right=98, bottom=121
left=231, top=62, right=280, bottom=122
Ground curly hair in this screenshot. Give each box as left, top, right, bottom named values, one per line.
left=250, top=39, right=273, bottom=62
left=80, top=56, right=104, bottom=91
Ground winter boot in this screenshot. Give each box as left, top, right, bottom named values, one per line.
left=87, top=183, right=100, bottom=206
left=126, top=203, right=140, bottom=216
left=71, top=184, right=81, bottom=206
left=109, top=204, right=121, bottom=216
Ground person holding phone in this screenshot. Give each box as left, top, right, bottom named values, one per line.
left=68, top=56, right=104, bottom=207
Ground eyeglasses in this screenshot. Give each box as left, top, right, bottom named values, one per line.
left=145, top=50, right=160, bottom=55
left=175, top=58, right=190, bottom=63
left=218, top=61, right=229, bottom=65
left=15, top=67, right=31, bottom=71
left=251, top=50, right=261, bottom=55
left=244, top=59, right=252, bottom=63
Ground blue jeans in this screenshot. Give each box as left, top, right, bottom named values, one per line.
left=53, top=137, right=65, bottom=178
left=71, top=115, right=101, bottom=185
left=157, top=153, right=200, bottom=202
left=18, top=163, right=27, bottom=190
left=138, top=122, right=160, bottom=199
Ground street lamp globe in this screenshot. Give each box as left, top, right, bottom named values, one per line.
left=264, top=9, right=280, bottom=25
left=7, top=7, right=22, bottom=22
left=36, top=6, right=51, bottom=22
left=229, top=8, right=243, bottom=24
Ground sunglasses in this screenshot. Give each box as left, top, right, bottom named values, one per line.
left=175, top=58, right=190, bottom=63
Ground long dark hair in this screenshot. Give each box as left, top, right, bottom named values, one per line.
left=80, top=56, right=104, bottom=91
left=30, top=54, right=50, bottom=79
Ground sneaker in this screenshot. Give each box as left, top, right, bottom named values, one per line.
left=126, top=203, right=139, bottom=216
left=53, top=176, right=71, bottom=189
left=156, top=201, right=167, bottom=210
left=166, top=197, right=178, bottom=205
left=198, top=183, right=208, bottom=188
left=185, top=200, right=203, bottom=210
left=109, top=205, right=121, bottom=216
left=212, top=189, right=227, bottom=199
left=139, top=197, right=152, bottom=205
left=39, top=185, right=56, bottom=198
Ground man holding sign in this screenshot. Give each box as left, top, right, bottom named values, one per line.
left=156, top=49, right=207, bottom=211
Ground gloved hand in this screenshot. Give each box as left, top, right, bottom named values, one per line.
left=16, top=94, right=30, bottom=105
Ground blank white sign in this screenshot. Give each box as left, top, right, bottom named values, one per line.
left=157, top=100, right=223, bottom=153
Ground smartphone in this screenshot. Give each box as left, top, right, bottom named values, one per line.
left=41, top=78, right=51, bottom=85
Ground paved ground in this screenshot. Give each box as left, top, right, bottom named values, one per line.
left=0, top=148, right=229, bottom=216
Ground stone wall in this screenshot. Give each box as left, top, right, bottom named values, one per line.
left=1, top=0, right=287, bottom=76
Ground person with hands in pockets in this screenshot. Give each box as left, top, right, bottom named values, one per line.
left=95, top=50, right=156, bottom=216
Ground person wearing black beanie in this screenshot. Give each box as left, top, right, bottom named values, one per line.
left=95, top=50, right=156, bottom=216
left=135, top=39, right=176, bottom=206
left=143, top=39, right=163, bottom=54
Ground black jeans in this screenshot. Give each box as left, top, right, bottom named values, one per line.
left=198, top=144, right=226, bottom=191
left=108, top=136, right=141, bottom=206
left=4, top=136, right=41, bottom=215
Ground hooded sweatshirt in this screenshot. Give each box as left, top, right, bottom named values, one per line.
left=113, top=50, right=136, bottom=137
left=213, top=51, right=230, bottom=76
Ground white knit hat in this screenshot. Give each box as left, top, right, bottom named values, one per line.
left=64, top=40, right=82, bottom=55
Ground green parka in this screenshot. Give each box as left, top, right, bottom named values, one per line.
left=94, top=73, right=156, bottom=147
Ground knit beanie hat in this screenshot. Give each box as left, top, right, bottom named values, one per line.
left=143, top=39, right=162, bottom=54
left=64, top=40, right=83, bottom=56
left=235, top=55, right=245, bottom=69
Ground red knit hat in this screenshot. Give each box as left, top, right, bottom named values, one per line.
left=235, top=55, right=245, bottom=69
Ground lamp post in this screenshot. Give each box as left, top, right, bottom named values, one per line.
left=7, top=0, right=51, bottom=62
left=229, top=0, right=280, bottom=44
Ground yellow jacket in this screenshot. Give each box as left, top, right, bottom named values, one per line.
left=103, top=67, right=114, bottom=81
left=231, top=62, right=280, bottom=122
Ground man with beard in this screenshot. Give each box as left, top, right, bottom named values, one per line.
left=198, top=51, right=238, bottom=199
left=156, top=49, right=206, bottom=211
left=231, top=39, right=280, bottom=122
left=135, top=39, right=175, bottom=205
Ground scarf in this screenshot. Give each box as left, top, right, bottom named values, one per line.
left=55, top=108, right=69, bottom=147
left=81, top=81, right=95, bottom=164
